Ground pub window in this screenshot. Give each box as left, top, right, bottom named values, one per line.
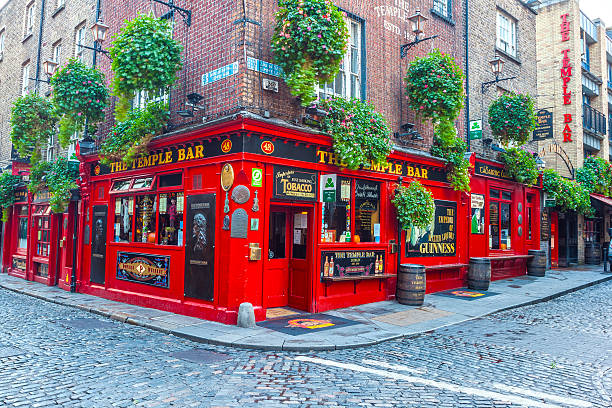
left=34, top=207, right=51, bottom=257
left=354, top=180, right=380, bottom=242
left=132, top=177, right=154, bottom=190
left=134, top=195, right=157, bottom=243
left=268, top=211, right=286, bottom=259
left=17, top=205, right=28, bottom=249
left=159, top=172, right=182, bottom=188
left=489, top=188, right=512, bottom=250
left=157, top=192, right=184, bottom=245
left=526, top=194, right=534, bottom=241
left=111, top=179, right=131, bottom=192
left=322, top=177, right=350, bottom=242
left=113, top=196, right=133, bottom=243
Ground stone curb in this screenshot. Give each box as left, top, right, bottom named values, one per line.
left=1, top=272, right=611, bottom=352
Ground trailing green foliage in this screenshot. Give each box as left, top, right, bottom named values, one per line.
left=99, top=101, right=169, bottom=165
left=430, top=118, right=471, bottom=191
left=271, top=0, right=348, bottom=106
left=50, top=59, right=109, bottom=147
left=488, top=93, right=536, bottom=146
left=28, top=160, right=52, bottom=194
left=0, top=172, right=21, bottom=221
left=542, top=169, right=592, bottom=216
left=10, top=94, right=58, bottom=164
left=319, top=97, right=392, bottom=170
left=392, top=181, right=435, bottom=231
left=405, top=49, right=464, bottom=121
left=109, top=15, right=182, bottom=120
left=499, top=147, right=539, bottom=186
left=576, top=155, right=612, bottom=197
left=28, top=157, right=79, bottom=213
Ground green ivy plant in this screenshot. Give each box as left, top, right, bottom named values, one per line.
left=405, top=50, right=470, bottom=191
left=271, top=0, right=348, bottom=106
left=392, top=181, right=435, bottom=231
left=499, top=147, right=539, bottom=186
left=28, top=157, right=79, bottom=213
left=109, top=15, right=182, bottom=120
left=576, top=155, right=612, bottom=197
left=0, top=172, right=22, bottom=222
left=28, top=160, right=52, bottom=194
left=319, top=97, right=392, bottom=170
left=488, top=93, right=536, bottom=146
left=99, top=101, right=169, bottom=165
left=50, top=59, right=109, bottom=147
left=10, top=94, right=58, bottom=164
left=542, top=169, right=592, bottom=216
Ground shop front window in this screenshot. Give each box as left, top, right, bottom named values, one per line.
left=269, top=211, right=286, bottom=259
left=134, top=194, right=157, bottom=243
left=158, top=192, right=184, bottom=245
left=114, top=196, right=133, bottom=243
left=35, top=212, right=51, bottom=257
left=322, top=177, right=350, bottom=243
left=355, top=180, right=380, bottom=242
left=17, top=206, right=28, bottom=249
left=489, top=188, right=512, bottom=250
left=526, top=194, right=534, bottom=241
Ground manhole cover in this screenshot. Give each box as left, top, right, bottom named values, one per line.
left=169, top=348, right=231, bottom=364
left=0, top=346, right=24, bottom=358
left=58, top=318, right=115, bottom=329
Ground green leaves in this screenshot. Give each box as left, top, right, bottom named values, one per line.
left=488, top=93, right=536, bottom=146
left=543, top=169, right=592, bottom=216
left=499, top=147, right=539, bottom=186
left=27, top=157, right=79, bottom=213
left=392, top=181, right=435, bottom=231
left=109, top=15, right=182, bottom=119
left=576, top=156, right=612, bottom=197
left=10, top=94, right=58, bottom=164
left=99, top=101, right=169, bottom=165
left=319, top=97, right=392, bottom=170
left=405, top=49, right=464, bottom=121
left=271, top=0, right=348, bottom=106
left=0, top=172, right=22, bottom=221
left=430, top=118, right=471, bottom=191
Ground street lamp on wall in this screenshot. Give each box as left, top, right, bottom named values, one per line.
left=90, top=21, right=109, bottom=44
left=400, top=9, right=439, bottom=59
left=42, top=59, right=58, bottom=77
left=481, top=54, right=516, bottom=93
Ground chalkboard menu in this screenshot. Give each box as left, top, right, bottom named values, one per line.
left=355, top=180, right=380, bottom=242
left=541, top=210, right=550, bottom=241
left=321, top=250, right=385, bottom=279
left=405, top=200, right=457, bottom=257
left=273, top=166, right=317, bottom=201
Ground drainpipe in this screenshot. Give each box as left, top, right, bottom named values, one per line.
left=464, top=0, right=470, bottom=151
left=34, top=0, right=46, bottom=94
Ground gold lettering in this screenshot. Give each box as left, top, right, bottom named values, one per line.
left=185, top=147, right=194, bottom=161
left=165, top=151, right=172, bottom=164
left=407, top=167, right=414, bottom=177
left=317, top=151, right=327, bottom=163
left=195, top=145, right=204, bottom=159
left=178, top=148, right=186, bottom=162
left=421, top=169, right=428, bottom=179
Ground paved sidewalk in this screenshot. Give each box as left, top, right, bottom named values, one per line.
left=1, top=265, right=610, bottom=351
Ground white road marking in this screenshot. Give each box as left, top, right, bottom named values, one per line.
left=490, top=383, right=593, bottom=407
left=295, top=356, right=592, bottom=408
left=361, top=358, right=427, bottom=374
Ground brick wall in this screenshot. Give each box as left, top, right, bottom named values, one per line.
left=467, top=0, right=538, bottom=160
left=0, top=0, right=97, bottom=167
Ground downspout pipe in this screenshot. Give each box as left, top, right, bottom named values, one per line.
left=34, top=0, right=46, bottom=94
left=465, top=0, right=470, bottom=152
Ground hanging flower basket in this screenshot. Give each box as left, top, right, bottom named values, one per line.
left=392, top=181, right=435, bottom=231
left=10, top=94, right=58, bottom=164
left=576, top=155, right=612, bottom=197
left=542, top=169, right=592, bottom=215
left=271, top=0, right=348, bottom=106
left=499, top=147, right=539, bottom=186
left=488, top=93, right=536, bottom=146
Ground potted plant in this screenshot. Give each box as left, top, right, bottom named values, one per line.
left=318, top=97, right=392, bottom=169
left=488, top=93, right=536, bottom=147
left=271, top=0, right=348, bottom=106
left=10, top=94, right=58, bottom=164
left=0, top=172, right=22, bottom=221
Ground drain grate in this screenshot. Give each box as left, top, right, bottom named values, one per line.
left=169, top=348, right=231, bottom=364
left=58, top=318, right=115, bottom=329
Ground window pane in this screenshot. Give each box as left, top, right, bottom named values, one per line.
left=159, top=173, right=182, bottom=188
left=322, top=178, right=350, bottom=242
left=111, top=180, right=131, bottom=192
left=527, top=207, right=532, bottom=241
left=18, top=217, right=28, bottom=249
left=134, top=195, right=157, bottom=243
left=114, top=197, right=132, bottom=243
left=132, top=177, right=154, bottom=190
left=502, top=191, right=512, bottom=201
left=269, top=212, right=286, bottom=259
left=292, top=212, right=308, bottom=259
left=489, top=202, right=499, bottom=249
left=158, top=192, right=184, bottom=246
left=490, top=189, right=500, bottom=198
left=355, top=180, right=380, bottom=242
left=500, top=202, right=511, bottom=249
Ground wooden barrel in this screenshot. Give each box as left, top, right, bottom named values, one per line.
left=468, top=258, right=491, bottom=291
left=527, top=249, right=547, bottom=277
left=396, top=264, right=426, bottom=306
left=584, top=244, right=601, bottom=265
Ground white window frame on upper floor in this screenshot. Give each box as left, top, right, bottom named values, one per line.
left=496, top=10, right=517, bottom=58
left=24, top=2, right=35, bottom=37
left=74, top=23, right=86, bottom=61
left=0, top=29, right=6, bottom=61
left=22, top=62, right=31, bottom=95
left=432, top=0, right=452, bottom=20
left=317, top=15, right=364, bottom=101
left=67, top=130, right=79, bottom=160
left=52, top=41, right=62, bottom=65
left=56, top=0, right=65, bottom=9
left=46, top=133, right=55, bottom=162
left=132, top=89, right=169, bottom=110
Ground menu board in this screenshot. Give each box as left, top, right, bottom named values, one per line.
left=405, top=200, right=457, bottom=257
left=355, top=180, right=380, bottom=242
left=541, top=210, right=550, bottom=241
left=471, top=194, right=485, bottom=234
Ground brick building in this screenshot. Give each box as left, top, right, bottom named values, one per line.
left=0, top=0, right=99, bottom=168
left=534, top=0, right=612, bottom=266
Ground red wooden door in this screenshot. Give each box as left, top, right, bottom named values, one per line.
left=550, top=212, right=558, bottom=268
left=265, top=207, right=290, bottom=308
left=58, top=213, right=71, bottom=288
left=288, top=207, right=312, bottom=311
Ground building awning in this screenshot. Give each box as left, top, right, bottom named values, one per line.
left=590, top=193, right=612, bottom=208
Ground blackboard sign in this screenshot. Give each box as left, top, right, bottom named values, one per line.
left=405, top=200, right=457, bottom=257
left=90, top=205, right=107, bottom=284
left=273, top=166, right=317, bottom=201
left=184, top=193, right=216, bottom=301
left=321, top=250, right=385, bottom=279
left=116, top=252, right=170, bottom=288
left=13, top=189, right=27, bottom=203
left=541, top=210, right=550, bottom=241
left=534, top=109, right=553, bottom=140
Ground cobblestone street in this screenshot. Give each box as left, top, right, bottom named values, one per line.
left=0, top=280, right=610, bottom=408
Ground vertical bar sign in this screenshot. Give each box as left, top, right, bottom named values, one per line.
left=184, top=194, right=216, bottom=301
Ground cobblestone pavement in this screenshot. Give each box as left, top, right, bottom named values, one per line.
left=0, top=280, right=610, bottom=408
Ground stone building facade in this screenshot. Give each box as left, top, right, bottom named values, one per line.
left=534, top=0, right=612, bottom=266
left=0, top=0, right=98, bottom=168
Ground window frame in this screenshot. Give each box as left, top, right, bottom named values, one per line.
left=0, top=29, right=6, bottom=61
left=16, top=205, right=29, bottom=253
left=21, top=62, right=30, bottom=95
left=316, top=12, right=366, bottom=101
left=74, top=23, right=86, bottom=61
left=488, top=188, right=513, bottom=251
left=432, top=0, right=452, bottom=20
left=496, top=10, right=517, bottom=58
left=24, top=2, right=35, bottom=37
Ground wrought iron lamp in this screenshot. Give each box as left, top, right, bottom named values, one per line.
left=400, top=10, right=439, bottom=58
left=481, top=54, right=516, bottom=93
